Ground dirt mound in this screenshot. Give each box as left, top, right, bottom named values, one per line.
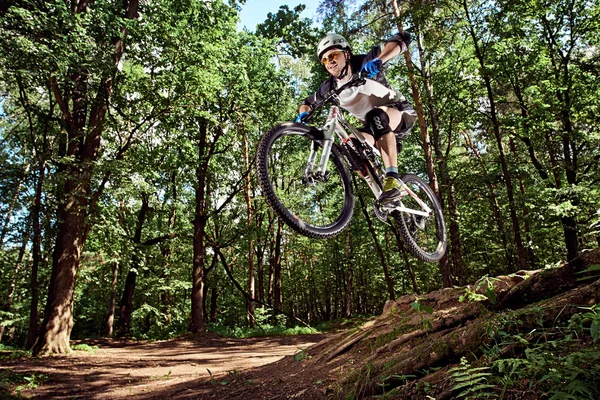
left=197, top=248, right=600, bottom=399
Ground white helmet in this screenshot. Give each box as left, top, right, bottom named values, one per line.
left=317, top=33, right=350, bottom=60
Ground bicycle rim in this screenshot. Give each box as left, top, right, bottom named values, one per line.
left=257, top=123, right=354, bottom=239
left=394, top=174, right=447, bottom=262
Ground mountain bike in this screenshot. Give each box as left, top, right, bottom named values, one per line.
left=256, top=74, right=447, bottom=263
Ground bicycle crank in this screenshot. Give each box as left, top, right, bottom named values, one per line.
left=372, top=199, right=400, bottom=225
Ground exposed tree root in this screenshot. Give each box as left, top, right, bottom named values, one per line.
left=300, top=248, right=600, bottom=399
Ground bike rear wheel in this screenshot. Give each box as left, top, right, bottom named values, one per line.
left=257, top=123, right=354, bottom=239
left=393, top=174, right=447, bottom=263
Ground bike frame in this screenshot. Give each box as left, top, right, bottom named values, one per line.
left=305, top=105, right=432, bottom=218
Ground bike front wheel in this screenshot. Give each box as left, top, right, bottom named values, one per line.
left=257, top=123, right=354, bottom=239
left=393, top=174, right=447, bottom=263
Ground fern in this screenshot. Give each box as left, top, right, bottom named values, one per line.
left=449, top=357, right=497, bottom=399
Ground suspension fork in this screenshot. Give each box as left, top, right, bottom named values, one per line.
left=304, top=108, right=338, bottom=180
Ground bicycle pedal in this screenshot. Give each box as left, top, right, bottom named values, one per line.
left=380, top=201, right=401, bottom=211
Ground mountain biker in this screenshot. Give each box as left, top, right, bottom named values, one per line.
left=297, top=32, right=416, bottom=204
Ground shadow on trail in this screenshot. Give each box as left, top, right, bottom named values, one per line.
left=0, top=333, right=329, bottom=400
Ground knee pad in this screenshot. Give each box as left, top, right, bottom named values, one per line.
left=366, top=108, right=391, bottom=139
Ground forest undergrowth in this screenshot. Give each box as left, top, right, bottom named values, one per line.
left=1, top=249, right=599, bottom=400
left=199, top=247, right=600, bottom=400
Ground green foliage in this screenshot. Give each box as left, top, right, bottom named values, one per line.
left=478, top=308, right=600, bottom=399
left=294, top=348, right=311, bottom=362
left=410, top=298, right=434, bottom=331
left=207, top=321, right=318, bottom=339
left=459, top=276, right=499, bottom=305
left=0, top=344, right=30, bottom=361
left=449, top=357, right=497, bottom=399
left=71, top=344, right=99, bottom=353
left=0, top=370, right=48, bottom=395
left=569, top=305, right=600, bottom=342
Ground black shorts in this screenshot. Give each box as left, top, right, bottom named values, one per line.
left=359, top=101, right=417, bottom=146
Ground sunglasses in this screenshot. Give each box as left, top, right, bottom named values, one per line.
left=321, top=50, right=344, bottom=66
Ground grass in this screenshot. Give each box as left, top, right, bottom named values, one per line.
left=71, top=343, right=99, bottom=353
left=207, top=323, right=319, bottom=338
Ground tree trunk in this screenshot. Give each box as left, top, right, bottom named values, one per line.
left=509, top=138, right=536, bottom=266
left=344, top=230, right=353, bottom=318
left=26, top=161, right=45, bottom=349
left=190, top=121, right=209, bottom=333
left=447, top=183, right=465, bottom=284
left=33, top=167, right=89, bottom=354
left=394, top=232, right=420, bottom=295
left=462, top=0, right=528, bottom=270
left=273, top=219, right=283, bottom=314
left=390, top=0, right=452, bottom=287
left=242, top=130, right=256, bottom=328
left=116, top=193, right=149, bottom=336
left=0, top=215, right=31, bottom=344
left=414, top=27, right=457, bottom=286
left=255, top=212, right=267, bottom=303
left=358, top=193, right=395, bottom=300
left=210, top=287, right=218, bottom=323
left=105, top=261, right=119, bottom=337
left=33, top=0, right=139, bottom=356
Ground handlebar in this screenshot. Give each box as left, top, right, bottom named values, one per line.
left=299, top=72, right=368, bottom=124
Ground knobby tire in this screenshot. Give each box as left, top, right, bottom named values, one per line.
left=393, top=174, right=447, bottom=263
left=257, top=123, right=354, bottom=239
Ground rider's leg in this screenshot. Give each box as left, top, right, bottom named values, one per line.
left=365, top=107, right=406, bottom=203
left=365, top=107, right=403, bottom=165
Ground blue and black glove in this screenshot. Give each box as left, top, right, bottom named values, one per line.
left=361, top=58, right=383, bottom=79
left=295, top=111, right=309, bottom=123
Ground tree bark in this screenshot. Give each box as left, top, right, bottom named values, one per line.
left=414, top=27, right=457, bottom=285
left=343, top=230, right=353, bottom=318
left=358, top=193, right=395, bottom=300
left=273, top=219, right=283, bottom=314
left=105, top=261, right=119, bottom=337
left=242, top=129, right=256, bottom=328
left=190, top=121, right=209, bottom=333
left=0, top=215, right=31, bottom=344
left=33, top=0, right=139, bottom=356
left=26, top=161, right=45, bottom=349
left=393, top=231, right=420, bottom=295
left=447, top=182, right=465, bottom=284
left=116, top=193, right=149, bottom=336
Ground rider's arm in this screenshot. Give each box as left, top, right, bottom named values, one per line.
left=378, top=41, right=402, bottom=64
left=300, top=78, right=334, bottom=112
left=381, top=32, right=411, bottom=62
left=362, top=32, right=411, bottom=67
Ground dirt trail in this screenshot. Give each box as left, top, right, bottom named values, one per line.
left=1, top=333, right=329, bottom=399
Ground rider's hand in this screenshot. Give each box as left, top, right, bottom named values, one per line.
left=361, top=58, right=383, bottom=79
left=295, top=111, right=309, bottom=123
